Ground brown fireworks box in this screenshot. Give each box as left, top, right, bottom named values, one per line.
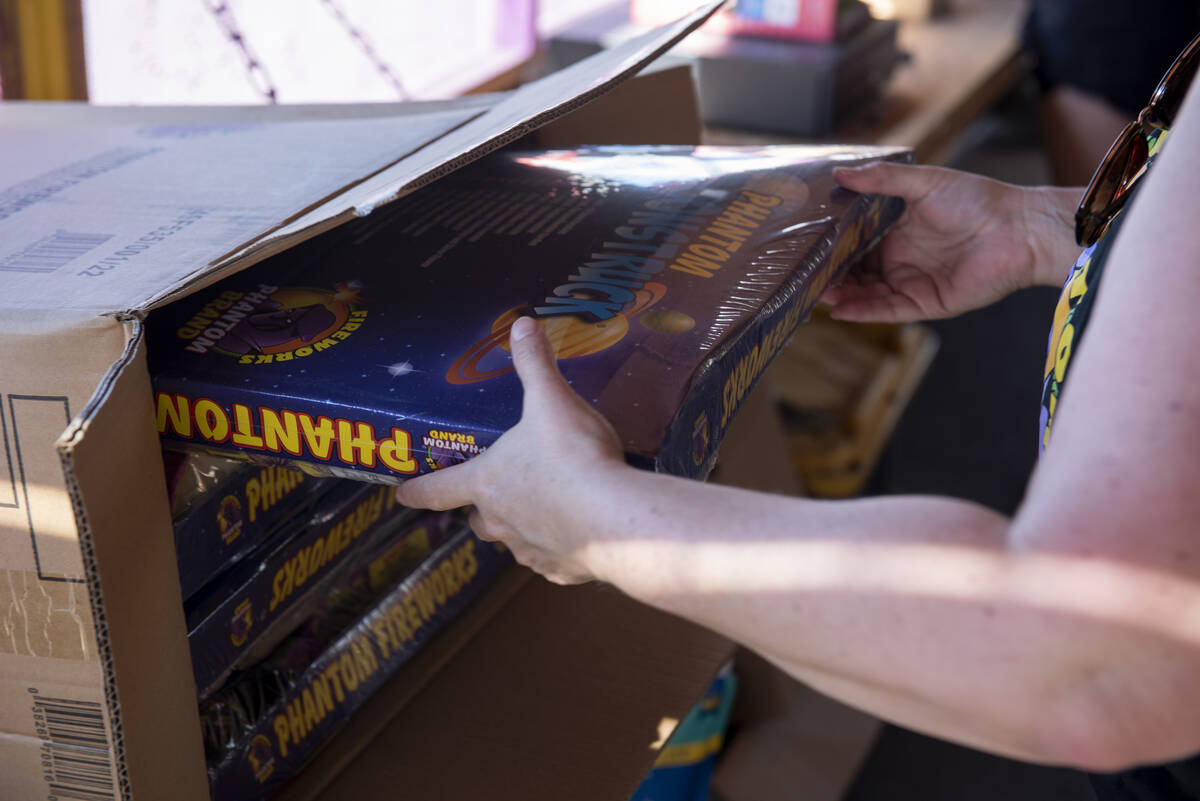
left=0, top=6, right=807, bottom=800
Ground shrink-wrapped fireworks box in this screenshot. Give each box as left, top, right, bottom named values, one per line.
left=186, top=483, right=458, bottom=698
left=201, top=524, right=510, bottom=800
left=166, top=449, right=337, bottom=599
left=149, top=144, right=909, bottom=483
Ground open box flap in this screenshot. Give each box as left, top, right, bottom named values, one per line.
left=0, top=108, right=485, bottom=316
left=142, top=0, right=724, bottom=311
left=0, top=2, right=721, bottom=321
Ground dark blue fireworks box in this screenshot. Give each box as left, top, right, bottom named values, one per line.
left=201, top=525, right=510, bottom=801
left=148, top=144, right=908, bottom=482
left=166, top=449, right=337, bottom=600
left=186, top=482, right=457, bottom=699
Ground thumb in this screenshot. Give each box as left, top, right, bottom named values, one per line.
left=834, top=161, right=940, bottom=202
left=510, top=317, right=572, bottom=411
left=394, top=461, right=478, bottom=511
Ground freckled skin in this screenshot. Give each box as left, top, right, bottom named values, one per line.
left=396, top=85, right=1200, bottom=771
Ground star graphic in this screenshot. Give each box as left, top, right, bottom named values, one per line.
left=382, top=360, right=418, bottom=378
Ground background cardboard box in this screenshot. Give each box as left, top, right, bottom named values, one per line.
left=0, top=6, right=740, bottom=799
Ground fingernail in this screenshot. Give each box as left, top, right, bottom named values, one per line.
left=511, top=316, right=537, bottom=342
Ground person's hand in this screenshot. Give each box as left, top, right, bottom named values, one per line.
left=824, top=162, right=1076, bottom=322
left=394, top=317, right=627, bottom=585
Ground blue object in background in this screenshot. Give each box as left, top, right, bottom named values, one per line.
left=631, top=665, right=737, bottom=801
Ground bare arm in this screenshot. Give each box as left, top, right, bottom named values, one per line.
left=397, top=84, right=1200, bottom=771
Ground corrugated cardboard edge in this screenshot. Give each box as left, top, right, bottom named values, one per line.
left=56, top=321, right=209, bottom=801
left=55, top=325, right=139, bottom=801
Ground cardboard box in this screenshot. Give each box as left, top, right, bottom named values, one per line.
left=0, top=6, right=739, bottom=799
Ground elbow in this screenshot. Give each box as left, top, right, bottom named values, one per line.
left=1033, top=717, right=1147, bottom=773
left=1023, top=670, right=1200, bottom=773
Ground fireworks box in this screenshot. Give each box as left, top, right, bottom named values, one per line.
left=167, top=450, right=337, bottom=600
left=148, top=144, right=907, bottom=483
left=0, top=6, right=828, bottom=800
left=186, top=483, right=451, bottom=698
left=548, top=5, right=901, bottom=137
left=202, top=525, right=510, bottom=801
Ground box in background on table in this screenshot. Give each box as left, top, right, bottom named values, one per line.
left=631, top=0, right=872, bottom=43
left=546, top=5, right=902, bottom=136
left=870, top=0, right=952, bottom=19
left=0, top=6, right=745, bottom=800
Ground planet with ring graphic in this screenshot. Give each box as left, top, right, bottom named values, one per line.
left=638, top=309, right=696, bottom=333
left=446, top=282, right=668, bottom=385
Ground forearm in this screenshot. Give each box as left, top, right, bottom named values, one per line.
left=567, top=465, right=1180, bottom=768
left=1021, top=184, right=1085, bottom=287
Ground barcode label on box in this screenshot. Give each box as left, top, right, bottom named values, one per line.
left=1, top=231, right=113, bottom=274
left=30, top=693, right=116, bottom=801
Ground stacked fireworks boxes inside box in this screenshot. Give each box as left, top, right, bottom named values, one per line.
left=146, top=137, right=909, bottom=799
left=163, top=450, right=508, bottom=799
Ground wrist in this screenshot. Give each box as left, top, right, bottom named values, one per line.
left=1023, top=186, right=1085, bottom=287
left=545, top=458, right=636, bottom=583
left=571, top=461, right=686, bottom=588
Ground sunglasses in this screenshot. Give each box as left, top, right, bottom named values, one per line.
left=1075, top=32, right=1200, bottom=247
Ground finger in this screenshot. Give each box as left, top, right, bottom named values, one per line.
left=819, top=284, right=844, bottom=306
left=509, top=316, right=575, bottom=410
left=394, top=460, right=479, bottom=511
left=824, top=273, right=891, bottom=301
left=542, top=571, right=590, bottom=587
left=833, top=162, right=942, bottom=202
left=822, top=274, right=880, bottom=307
left=828, top=293, right=925, bottom=324
left=822, top=258, right=882, bottom=305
